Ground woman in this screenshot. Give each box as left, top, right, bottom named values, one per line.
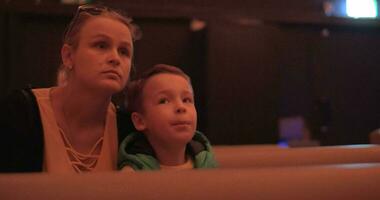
left=0, top=4, right=140, bottom=173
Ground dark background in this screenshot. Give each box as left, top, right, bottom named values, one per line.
left=1, top=0, right=379, bottom=145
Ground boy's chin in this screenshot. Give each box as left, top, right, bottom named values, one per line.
left=173, top=131, right=195, bottom=144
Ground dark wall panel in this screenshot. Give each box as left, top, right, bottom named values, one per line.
left=132, top=18, right=193, bottom=74
left=313, top=26, right=380, bottom=144
left=206, top=21, right=280, bottom=144
left=7, top=13, right=68, bottom=92
left=0, top=9, right=6, bottom=100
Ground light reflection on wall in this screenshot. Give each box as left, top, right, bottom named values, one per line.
left=346, top=0, right=378, bottom=18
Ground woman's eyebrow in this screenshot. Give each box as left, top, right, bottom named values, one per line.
left=119, top=41, right=132, bottom=49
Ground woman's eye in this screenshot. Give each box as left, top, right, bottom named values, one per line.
left=119, top=48, right=130, bottom=56
left=94, top=42, right=108, bottom=49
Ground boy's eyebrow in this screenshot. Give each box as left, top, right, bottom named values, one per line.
left=154, top=89, right=194, bottom=96
left=182, top=90, right=194, bottom=95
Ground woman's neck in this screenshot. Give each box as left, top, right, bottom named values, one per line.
left=50, top=85, right=112, bottom=154
left=55, top=85, right=111, bottom=125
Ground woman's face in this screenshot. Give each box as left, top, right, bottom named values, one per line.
left=66, top=16, right=133, bottom=95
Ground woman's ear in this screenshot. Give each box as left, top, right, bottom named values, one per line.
left=131, top=112, right=146, bottom=131
left=61, top=44, right=73, bottom=69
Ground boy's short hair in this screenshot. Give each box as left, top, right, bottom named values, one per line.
left=125, top=64, right=191, bottom=113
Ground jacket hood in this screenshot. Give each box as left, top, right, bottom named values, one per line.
left=117, top=131, right=218, bottom=170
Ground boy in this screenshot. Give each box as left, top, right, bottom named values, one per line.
left=118, top=64, right=218, bottom=171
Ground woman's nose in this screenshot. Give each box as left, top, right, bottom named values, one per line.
left=108, top=49, right=121, bottom=67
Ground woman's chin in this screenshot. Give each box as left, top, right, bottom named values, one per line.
left=94, top=82, right=124, bottom=96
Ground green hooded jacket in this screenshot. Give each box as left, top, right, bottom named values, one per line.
left=118, top=131, right=218, bottom=170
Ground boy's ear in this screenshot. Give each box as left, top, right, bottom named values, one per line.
left=131, top=112, right=146, bottom=131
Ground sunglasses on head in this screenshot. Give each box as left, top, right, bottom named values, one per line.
left=62, top=4, right=111, bottom=42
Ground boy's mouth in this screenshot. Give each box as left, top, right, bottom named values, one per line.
left=171, top=121, right=192, bottom=126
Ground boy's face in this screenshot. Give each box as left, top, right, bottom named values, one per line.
left=133, top=73, right=197, bottom=148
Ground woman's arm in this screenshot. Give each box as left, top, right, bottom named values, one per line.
left=0, top=89, right=44, bottom=172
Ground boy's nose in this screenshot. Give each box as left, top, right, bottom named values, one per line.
left=175, top=102, right=186, bottom=113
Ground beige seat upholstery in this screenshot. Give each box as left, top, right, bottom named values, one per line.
left=1, top=164, right=380, bottom=200
left=213, top=144, right=380, bottom=168
left=2, top=144, right=380, bottom=199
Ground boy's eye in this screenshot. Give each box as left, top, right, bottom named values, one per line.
left=183, top=97, right=194, bottom=104
left=158, top=98, right=169, bottom=104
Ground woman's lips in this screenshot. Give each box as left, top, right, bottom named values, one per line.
left=102, top=70, right=122, bottom=79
